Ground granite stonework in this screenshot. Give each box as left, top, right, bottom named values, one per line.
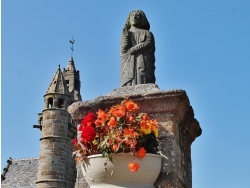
left=68, top=84, right=202, bottom=188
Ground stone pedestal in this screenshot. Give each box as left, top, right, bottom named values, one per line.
left=68, top=84, right=201, bottom=188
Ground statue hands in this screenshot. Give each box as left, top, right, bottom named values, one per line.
left=127, top=47, right=136, bottom=55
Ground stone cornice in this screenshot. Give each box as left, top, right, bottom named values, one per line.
left=68, top=84, right=190, bottom=125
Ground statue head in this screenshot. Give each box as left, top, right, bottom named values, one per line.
left=124, top=10, right=150, bottom=30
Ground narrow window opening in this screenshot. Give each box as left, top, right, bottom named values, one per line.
left=58, top=99, right=64, bottom=108
left=74, top=80, right=79, bottom=90
left=65, top=80, right=70, bottom=89
left=47, top=98, right=53, bottom=108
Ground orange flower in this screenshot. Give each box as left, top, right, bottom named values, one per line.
left=108, top=107, right=115, bottom=114
left=116, top=135, right=123, bottom=143
left=108, top=138, right=114, bottom=145
left=140, top=120, right=148, bottom=129
left=148, top=119, right=158, bottom=129
left=124, top=138, right=137, bottom=149
left=140, top=120, right=151, bottom=134
left=96, top=109, right=107, bottom=122
left=110, top=105, right=126, bottom=117
left=112, top=144, right=119, bottom=152
left=137, top=147, right=146, bottom=159
left=142, top=113, right=149, bottom=120
left=123, top=128, right=139, bottom=138
left=107, top=116, right=117, bottom=128
left=128, top=115, right=135, bottom=123
left=148, top=119, right=159, bottom=137
left=130, top=140, right=137, bottom=149
left=123, top=128, right=134, bottom=136
left=128, top=162, right=140, bottom=172
left=124, top=100, right=139, bottom=112
left=94, top=119, right=102, bottom=127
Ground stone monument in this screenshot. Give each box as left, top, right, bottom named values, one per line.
left=68, top=10, right=201, bottom=188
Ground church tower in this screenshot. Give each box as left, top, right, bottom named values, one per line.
left=36, top=57, right=81, bottom=187
left=63, top=57, right=81, bottom=102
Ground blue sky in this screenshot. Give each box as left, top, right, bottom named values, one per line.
left=1, top=0, right=250, bottom=187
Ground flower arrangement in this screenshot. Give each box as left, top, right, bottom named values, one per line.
left=72, top=99, right=159, bottom=172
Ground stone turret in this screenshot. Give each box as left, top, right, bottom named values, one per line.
left=36, top=60, right=82, bottom=188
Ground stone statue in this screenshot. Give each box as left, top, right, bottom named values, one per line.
left=120, top=10, right=156, bottom=87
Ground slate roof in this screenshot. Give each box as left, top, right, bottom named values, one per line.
left=1, top=158, right=88, bottom=188
left=1, top=158, right=38, bottom=188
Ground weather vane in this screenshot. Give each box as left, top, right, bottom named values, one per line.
left=69, top=36, right=75, bottom=58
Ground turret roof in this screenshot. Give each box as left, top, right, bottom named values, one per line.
left=46, top=65, right=70, bottom=95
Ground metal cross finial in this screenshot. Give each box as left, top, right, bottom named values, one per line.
left=69, top=36, right=75, bottom=58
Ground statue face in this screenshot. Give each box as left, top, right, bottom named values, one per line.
left=129, top=12, right=141, bottom=27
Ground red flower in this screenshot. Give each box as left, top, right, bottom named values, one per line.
left=80, top=125, right=96, bottom=142
left=72, top=138, right=78, bottom=147
left=81, top=112, right=95, bottom=127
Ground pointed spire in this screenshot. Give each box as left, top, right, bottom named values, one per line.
left=46, top=65, right=70, bottom=95
left=65, top=57, right=76, bottom=72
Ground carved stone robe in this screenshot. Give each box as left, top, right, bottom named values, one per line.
left=120, top=27, right=155, bottom=87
